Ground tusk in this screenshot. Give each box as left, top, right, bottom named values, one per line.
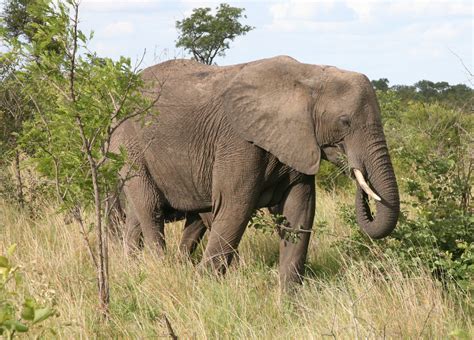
left=353, top=169, right=381, bottom=201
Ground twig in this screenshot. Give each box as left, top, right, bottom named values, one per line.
left=72, top=207, right=98, bottom=268
left=163, top=314, right=178, bottom=340
left=448, top=48, right=473, bottom=86
left=418, top=303, right=436, bottom=338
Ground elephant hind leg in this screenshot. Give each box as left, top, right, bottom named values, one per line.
left=276, top=176, right=315, bottom=289
left=123, top=172, right=166, bottom=256
left=123, top=207, right=143, bottom=255
left=179, top=213, right=208, bottom=256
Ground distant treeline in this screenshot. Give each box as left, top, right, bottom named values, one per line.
left=371, top=78, right=473, bottom=107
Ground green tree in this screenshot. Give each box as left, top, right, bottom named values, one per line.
left=2, top=0, right=157, bottom=317
left=175, top=3, right=253, bottom=65
left=1, top=0, right=65, bottom=55
left=371, top=78, right=389, bottom=92
left=1, top=0, right=37, bottom=40
left=0, top=57, right=31, bottom=207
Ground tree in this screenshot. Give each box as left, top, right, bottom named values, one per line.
left=1, top=0, right=65, bottom=55
left=1, top=0, right=37, bottom=40
left=0, top=57, right=31, bottom=207
left=371, top=78, right=390, bottom=92
left=1, top=0, right=157, bottom=317
left=175, top=3, right=253, bottom=65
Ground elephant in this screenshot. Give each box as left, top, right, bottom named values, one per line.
left=122, top=148, right=344, bottom=257
left=113, top=55, right=400, bottom=287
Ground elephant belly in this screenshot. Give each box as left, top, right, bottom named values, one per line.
left=258, top=157, right=305, bottom=208
left=143, top=142, right=213, bottom=212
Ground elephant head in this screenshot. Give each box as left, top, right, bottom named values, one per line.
left=223, top=56, right=399, bottom=238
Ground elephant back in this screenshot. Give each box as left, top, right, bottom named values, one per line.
left=140, top=59, right=240, bottom=109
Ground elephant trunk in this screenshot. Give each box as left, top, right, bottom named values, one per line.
left=353, top=133, right=400, bottom=239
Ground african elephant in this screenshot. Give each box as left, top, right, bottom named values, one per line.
left=122, top=147, right=343, bottom=258
left=113, top=56, right=399, bottom=287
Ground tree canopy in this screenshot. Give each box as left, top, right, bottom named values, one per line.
left=175, top=3, right=253, bottom=65
left=371, top=78, right=473, bottom=106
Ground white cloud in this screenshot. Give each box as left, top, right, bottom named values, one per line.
left=345, top=0, right=377, bottom=23
left=422, top=22, right=465, bottom=41
left=266, top=0, right=379, bottom=32
left=81, top=0, right=156, bottom=12
left=102, top=21, right=134, bottom=37
left=270, top=0, right=335, bottom=21
left=82, top=0, right=154, bottom=4
left=388, top=0, right=472, bottom=16
left=266, top=19, right=348, bottom=33
left=401, top=20, right=470, bottom=43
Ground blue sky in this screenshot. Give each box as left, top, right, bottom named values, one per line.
left=78, top=0, right=473, bottom=85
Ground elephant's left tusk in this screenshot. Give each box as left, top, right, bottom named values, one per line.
left=353, top=169, right=381, bottom=201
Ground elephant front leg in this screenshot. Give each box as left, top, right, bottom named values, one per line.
left=275, top=176, right=315, bottom=289
left=201, top=201, right=255, bottom=274
left=201, top=146, right=264, bottom=274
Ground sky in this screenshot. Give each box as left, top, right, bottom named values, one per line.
left=73, top=1, right=472, bottom=85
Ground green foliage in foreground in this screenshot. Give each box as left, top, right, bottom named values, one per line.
left=1, top=0, right=157, bottom=317
left=0, top=245, right=56, bottom=338
left=2, top=0, right=154, bottom=211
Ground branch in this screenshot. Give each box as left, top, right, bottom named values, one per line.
left=69, top=1, right=80, bottom=102
left=91, top=50, right=148, bottom=151
left=163, top=315, right=178, bottom=340
left=449, top=48, right=473, bottom=86
left=72, top=207, right=98, bottom=268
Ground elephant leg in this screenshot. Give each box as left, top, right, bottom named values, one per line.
left=123, top=206, right=143, bottom=254
left=124, top=174, right=166, bottom=256
left=179, top=213, right=208, bottom=256
left=201, top=147, right=263, bottom=274
left=202, top=201, right=256, bottom=274
left=199, top=212, right=213, bottom=229
left=275, top=176, right=315, bottom=289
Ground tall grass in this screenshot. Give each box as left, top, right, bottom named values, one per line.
left=0, top=190, right=471, bottom=338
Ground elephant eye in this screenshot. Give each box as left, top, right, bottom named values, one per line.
left=339, top=115, right=351, bottom=128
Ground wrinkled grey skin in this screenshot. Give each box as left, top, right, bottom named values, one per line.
left=123, top=145, right=342, bottom=258
left=123, top=207, right=211, bottom=256
left=113, top=56, right=399, bottom=287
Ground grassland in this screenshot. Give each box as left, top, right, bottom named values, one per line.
left=0, top=189, right=472, bottom=338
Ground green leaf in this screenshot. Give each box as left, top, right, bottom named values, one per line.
left=0, top=256, right=9, bottom=268
left=105, top=151, right=122, bottom=162
left=448, top=329, right=470, bottom=339
left=3, top=320, right=29, bottom=332
left=33, top=307, right=55, bottom=324
left=7, top=244, right=17, bottom=257
left=21, top=305, right=35, bottom=321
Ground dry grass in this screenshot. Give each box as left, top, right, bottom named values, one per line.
left=0, top=191, right=472, bottom=338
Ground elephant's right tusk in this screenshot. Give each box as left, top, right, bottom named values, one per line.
left=353, top=169, right=381, bottom=201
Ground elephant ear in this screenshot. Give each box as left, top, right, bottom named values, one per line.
left=222, top=58, right=321, bottom=175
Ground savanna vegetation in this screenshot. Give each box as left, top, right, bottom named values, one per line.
left=1, top=0, right=472, bottom=338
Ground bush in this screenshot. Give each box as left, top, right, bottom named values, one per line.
left=0, top=244, right=57, bottom=338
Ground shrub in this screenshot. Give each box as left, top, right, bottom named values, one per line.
left=0, top=244, right=56, bottom=338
